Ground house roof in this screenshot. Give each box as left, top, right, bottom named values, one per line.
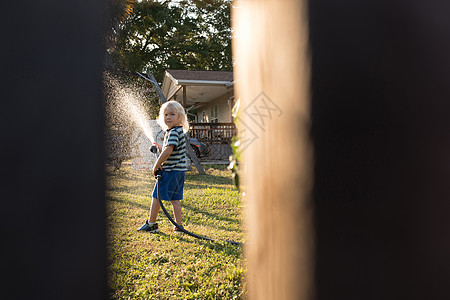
left=166, top=70, right=233, bottom=82
left=161, top=70, right=234, bottom=107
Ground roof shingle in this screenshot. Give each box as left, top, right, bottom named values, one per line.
left=167, top=70, right=233, bottom=82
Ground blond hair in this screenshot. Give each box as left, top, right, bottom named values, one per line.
left=157, top=100, right=189, bottom=133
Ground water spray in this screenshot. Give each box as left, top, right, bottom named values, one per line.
left=104, top=72, right=156, bottom=144
left=127, top=97, right=155, bottom=144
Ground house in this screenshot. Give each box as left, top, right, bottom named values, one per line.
left=161, top=70, right=235, bottom=123
left=161, top=70, right=236, bottom=161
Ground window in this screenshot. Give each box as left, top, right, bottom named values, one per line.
left=211, top=106, right=218, bottom=123
left=229, top=96, right=235, bottom=121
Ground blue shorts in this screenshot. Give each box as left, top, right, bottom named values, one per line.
left=152, top=170, right=185, bottom=201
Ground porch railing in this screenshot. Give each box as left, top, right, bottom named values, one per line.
left=189, top=122, right=236, bottom=144
left=189, top=122, right=237, bottom=161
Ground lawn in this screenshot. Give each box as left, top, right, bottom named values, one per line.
left=106, top=162, right=247, bottom=299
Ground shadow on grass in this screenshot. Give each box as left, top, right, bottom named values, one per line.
left=182, top=203, right=240, bottom=225
left=172, top=233, right=244, bottom=256
left=185, top=174, right=232, bottom=186
left=183, top=182, right=236, bottom=192
left=135, top=230, right=243, bottom=257
left=106, top=195, right=149, bottom=212
left=106, top=168, right=152, bottom=182
left=107, top=193, right=241, bottom=233
left=106, top=185, right=151, bottom=196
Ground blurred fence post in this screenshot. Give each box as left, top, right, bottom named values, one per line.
left=0, top=1, right=107, bottom=299
left=233, top=1, right=314, bottom=299
left=234, top=0, right=450, bottom=299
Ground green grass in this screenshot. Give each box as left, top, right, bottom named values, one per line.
left=106, top=162, right=247, bottom=299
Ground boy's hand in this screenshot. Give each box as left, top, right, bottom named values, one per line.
left=153, top=142, right=162, bottom=152
left=152, top=145, right=173, bottom=176
left=153, top=165, right=162, bottom=176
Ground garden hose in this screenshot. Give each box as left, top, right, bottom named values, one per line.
left=155, top=169, right=242, bottom=246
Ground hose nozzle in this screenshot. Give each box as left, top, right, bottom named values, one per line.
left=150, top=145, right=158, bottom=154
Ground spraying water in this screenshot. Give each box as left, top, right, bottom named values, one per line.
left=124, top=94, right=154, bottom=143
left=104, top=71, right=161, bottom=169
left=104, top=71, right=157, bottom=142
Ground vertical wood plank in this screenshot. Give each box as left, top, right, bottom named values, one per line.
left=233, top=1, right=313, bottom=299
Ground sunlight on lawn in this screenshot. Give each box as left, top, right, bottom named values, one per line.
left=106, top=162, right=246, bottom=299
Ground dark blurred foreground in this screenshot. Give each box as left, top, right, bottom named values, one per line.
left=0, top=1, right=107, bottom=299
left=2, top=0, right=450, bottom=299
left=310, top=0, right=450, bottom=299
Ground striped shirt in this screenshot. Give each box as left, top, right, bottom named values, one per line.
left=162, top=126, right=188, bottom=171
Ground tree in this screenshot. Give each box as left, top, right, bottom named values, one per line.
left=106, top=0, right=135, bottom=48
left=108, top=0, right=233, bottom=82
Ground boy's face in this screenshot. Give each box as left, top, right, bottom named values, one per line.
left=164, top=107, right=180, bottom=128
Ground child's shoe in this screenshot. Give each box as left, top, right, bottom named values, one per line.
left=173, top=225, right=184, bottom=233
left=138, top=221, right=160, bottom=233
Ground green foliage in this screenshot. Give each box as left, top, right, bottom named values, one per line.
left=106, top=0, right=136, bottom=48
left=228, top=99, right=242, bottom=191
left=108, top=0, right=135, bottom=23
left=104, top=70, right=160, bottom=131
left=106, top=163, right=246, bottom=299
left=109, top=0, right=233, bottom=82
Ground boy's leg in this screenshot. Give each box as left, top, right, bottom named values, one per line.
left=171, top=200, right=182, bottom=225
left=138, top=198, right=160, bottom=232
left=149, top=197, right=160, bottom=223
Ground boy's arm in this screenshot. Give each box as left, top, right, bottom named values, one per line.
left=153, top=142, right=162, bottom=152
left=153, top=145, right=174, bottom=175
